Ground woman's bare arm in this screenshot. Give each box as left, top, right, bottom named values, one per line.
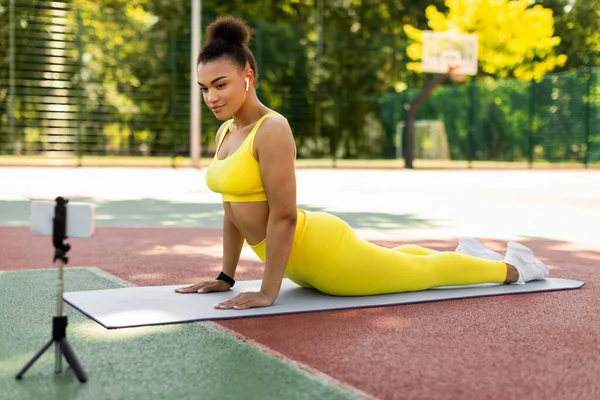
left=255, top=117, right=298, bottom=301
left=214, top=121, right=245, bottom=281
left=175, top=121, right=242, bottom=294
left=221, top=206, right=245, bottom=279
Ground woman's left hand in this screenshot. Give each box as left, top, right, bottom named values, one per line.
left=215, top=291, right=275, bottom=310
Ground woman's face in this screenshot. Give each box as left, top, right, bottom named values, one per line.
left=197, top=58, right=249, bottom=120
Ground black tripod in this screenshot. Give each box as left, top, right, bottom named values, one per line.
left=16, top=197, right=87, bottom=382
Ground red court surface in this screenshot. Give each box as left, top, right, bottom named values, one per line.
left=2, top=226, right=598, bottom=400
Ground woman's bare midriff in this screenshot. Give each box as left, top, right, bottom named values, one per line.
left=224, top=201, right=270, bottom=246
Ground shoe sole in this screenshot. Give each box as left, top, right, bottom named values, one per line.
left=506, top=242, right=549, bottom=280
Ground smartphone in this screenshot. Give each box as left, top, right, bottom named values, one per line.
left=30, top=200, right=95, bottom=239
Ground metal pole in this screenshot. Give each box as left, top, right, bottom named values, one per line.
left=9, top=0, right=16, bottom=148
left=55, top=258, right=64, bottom=373
left=170, top=26, right=177, bottom=167
left=402, top=34, right=409, bottom=163
left=584, top=52, right=592, bottom=167
left=190, top=0, right=201, bottom=168
left=468, top=78, right=478, bottom=167
left=315, top=0, right=323, bottom=160
left=528, top=79, right=536, bottom=167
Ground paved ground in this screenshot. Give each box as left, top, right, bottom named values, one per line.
left=1, top=167, right=599, bottom=399
left=2, top=167, right=599, bottom=243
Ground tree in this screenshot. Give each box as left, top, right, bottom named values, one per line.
left=403, top=0, right=568, bottom=81
left=533, top=0, right=600, bottom=69
left=68, top=0, right=192, bottom=156
left=559, top=0, right=600, bottom=68
left=202, top=0, right=448, bottom=159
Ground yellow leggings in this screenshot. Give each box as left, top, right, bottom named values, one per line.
left=250, top=209, right=507, bottom=296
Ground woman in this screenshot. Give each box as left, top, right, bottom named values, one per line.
left=175, top=16, right=549, bottom=310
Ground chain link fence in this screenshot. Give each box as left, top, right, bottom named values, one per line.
left=388, top=68, right=599, bottom=165
left=1, top=1, right=598, bottom=166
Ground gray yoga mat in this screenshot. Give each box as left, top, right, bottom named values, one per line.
left=64, top=277, right=585, bottom=329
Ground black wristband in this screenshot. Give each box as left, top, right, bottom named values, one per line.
left=216, top=272, right=235, bottom=287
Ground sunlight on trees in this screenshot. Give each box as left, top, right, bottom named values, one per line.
left=404, top=0, right=568, bottom=80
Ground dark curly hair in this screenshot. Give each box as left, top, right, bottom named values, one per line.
left=197, top=16, right=259, bottom=83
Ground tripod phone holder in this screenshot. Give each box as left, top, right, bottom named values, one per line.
left=16, top=197, right=94, bottom=383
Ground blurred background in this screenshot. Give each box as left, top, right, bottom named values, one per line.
left=0, top=0, right=598, bottom=168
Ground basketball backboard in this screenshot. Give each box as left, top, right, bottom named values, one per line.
left=422, top=31, right=478, bottom=76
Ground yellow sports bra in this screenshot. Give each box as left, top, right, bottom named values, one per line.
left=205, top=111, right=280, bottom=202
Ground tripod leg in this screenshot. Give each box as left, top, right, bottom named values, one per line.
left=60, top=339, right=87, bottom=383
left=15, top=338, right=54, bottom=379
left=53, top=315, right=67, bottom=373
left=55, top=342, right=62, bottom=373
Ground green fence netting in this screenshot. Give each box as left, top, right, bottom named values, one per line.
left=392, top=69, right=599, bottom=165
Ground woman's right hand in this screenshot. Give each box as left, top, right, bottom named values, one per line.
left=174, top=280, right=231, bottom=294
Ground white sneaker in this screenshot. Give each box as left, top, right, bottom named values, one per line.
left=455, top=237, right=504, bottom=261
left=504, top=241, right=550, bottom=284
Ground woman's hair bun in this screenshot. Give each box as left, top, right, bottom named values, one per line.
left=206, top=16, right=251, bottom=46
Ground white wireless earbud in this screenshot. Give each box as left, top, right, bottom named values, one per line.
left=245, top=78, right=249, bottom=91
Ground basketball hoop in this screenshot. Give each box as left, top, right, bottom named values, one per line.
left=421, top=31, right=478, bottom=78
left=404, top=31, right=477, bottom=169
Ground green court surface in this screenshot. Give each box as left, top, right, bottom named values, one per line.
left=0, top=268, right=360, bottom=400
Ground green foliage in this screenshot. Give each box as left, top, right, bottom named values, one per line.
left=404, top=0, right=568, bottom=81
left=406, top=69, right=598, bottom=163
left=534, top=0, right=600, bottom=69
left=0, top=0, right=598, bottom=164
